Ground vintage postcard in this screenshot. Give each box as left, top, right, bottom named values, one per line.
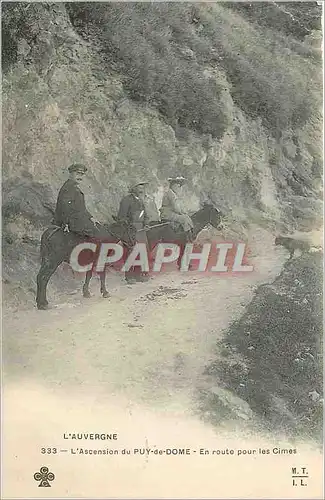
left=1, top=1, right=324, bottom=499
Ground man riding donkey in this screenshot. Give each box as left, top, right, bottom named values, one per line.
left=36, top=163, right=136, bottom=309
left=117, top=180, right=151, bottom=284
left=53, top=163, right=104, bottom=238
left=160, top=176, right=194, bottom=242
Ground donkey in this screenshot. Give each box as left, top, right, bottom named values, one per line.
left=146, top=203, right=224, bottom=267
left=36, top=221, right=135, bottom=310
left=81, top=203, right=224, bottom=293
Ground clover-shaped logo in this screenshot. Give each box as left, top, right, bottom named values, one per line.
left=34, top=466, right=55, bottom=487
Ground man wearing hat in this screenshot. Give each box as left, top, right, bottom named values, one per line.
left=160, top=176, right=194, bottom=240
left=117, top=181, right=149, bottom=283
left=53, top=163, right=101, bottom=237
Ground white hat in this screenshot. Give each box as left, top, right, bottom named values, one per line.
left=168, top=176, right=187, bottom=185
left=130, top=181, right=149, bottom=191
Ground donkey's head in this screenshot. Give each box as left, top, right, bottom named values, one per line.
left=200, top=202, right=224, bottom=230
left=109, top=218, right=137, bottom=248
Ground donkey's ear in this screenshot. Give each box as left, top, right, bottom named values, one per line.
left=202, top=201, right=213, bottom=208
left=112, top=214, right=118, bottom=221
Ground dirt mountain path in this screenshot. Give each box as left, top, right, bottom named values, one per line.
left=3, top=228, right=287, bottom=411
left=4, top=228, right=325, bottom=500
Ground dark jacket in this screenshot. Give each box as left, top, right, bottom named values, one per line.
left=53, top=179, right=95, bottom=235
left=117, top=193, right=148, bottom=230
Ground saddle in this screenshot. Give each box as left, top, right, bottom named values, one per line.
left=46, top=223, right=69, bottom=241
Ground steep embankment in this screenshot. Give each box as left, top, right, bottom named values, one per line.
left=2, top=2, right=323, bottom=302
left=201, top=250, right=323, bottom=444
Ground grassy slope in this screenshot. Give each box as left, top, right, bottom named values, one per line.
left=67, top=2, right=322, bottom=136
left=204, top=251, right=323, bottom=442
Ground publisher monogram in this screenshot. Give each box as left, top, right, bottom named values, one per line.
left=34, top=466, right=55, bottom=487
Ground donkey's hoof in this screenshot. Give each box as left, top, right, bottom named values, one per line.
left=101, top=291, right=110, bottom=298
left=83, top=291, right=91, bottom=298
left=37, top=303, right=49, bottom=310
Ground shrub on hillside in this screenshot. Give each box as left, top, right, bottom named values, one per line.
left=205, top=252, right=323, bottom=441
left=67, top=2, right=232, bottom=138
left=193, top=3, right=321, bottom=132
left=1, top=3, right=22, bottom=71
left=223, top=2, right=322, bottom=41
left=67, top=2, right=321, bottom=137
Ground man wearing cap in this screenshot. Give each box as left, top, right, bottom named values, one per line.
left=160, top=176, right=194, bottom=240
left=117, top=181, right=149, bottom=283
left=53, top=163, right=100, bottom=237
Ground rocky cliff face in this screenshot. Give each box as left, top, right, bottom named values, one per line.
left=2, top=2, right=323, bottom=298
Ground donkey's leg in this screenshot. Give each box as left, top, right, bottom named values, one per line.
left=36, top=258, right=61, bottom=310
left=177, top=243, right=185, bottom=270
left=99, top=270, right=110, bottom=298
left=82, top=270, right=92, bottom=298
left=178, top=238, right=195, bottom=271
left=36, top=259, right=49, bottom=308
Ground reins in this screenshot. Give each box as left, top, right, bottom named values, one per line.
left=103, top=222, right=135, bottom=249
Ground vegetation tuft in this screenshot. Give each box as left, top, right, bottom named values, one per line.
left=66, top=2, right=322, bottom=137
left=205, top=252, right=323, bottom=442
